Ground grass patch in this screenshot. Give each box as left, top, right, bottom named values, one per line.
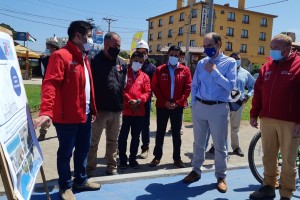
left=24, top=84, right=41, bottom=112
left=151, top=97, right=253, bottom=123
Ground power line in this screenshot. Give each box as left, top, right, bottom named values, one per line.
left=246, top=0, right=288, bottom=9
left=0, top=12, right=67, bottom=28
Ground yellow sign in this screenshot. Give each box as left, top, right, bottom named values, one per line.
left=130, top=32, right=143, bottom=57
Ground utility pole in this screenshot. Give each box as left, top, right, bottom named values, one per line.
left=207, top=0, right=214, bottom=33
left=185, top=2, right=193, bottom=68
left=103, top=18, right=117, bottom=32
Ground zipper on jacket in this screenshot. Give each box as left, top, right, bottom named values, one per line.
left=267, top=63, right=278, bottom=117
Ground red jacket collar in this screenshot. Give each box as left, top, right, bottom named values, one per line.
left=65, top=40, right=86, bottom=63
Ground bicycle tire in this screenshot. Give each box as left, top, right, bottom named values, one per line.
left=248, top=131, right=263, bottom=184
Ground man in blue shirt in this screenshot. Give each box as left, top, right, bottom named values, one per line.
left=228, top=52, right=255, bottom=157
left=183, top=32, right=236, bottom=194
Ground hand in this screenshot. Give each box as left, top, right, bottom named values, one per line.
left=91, top=115, right=96, bottom=123
left=165, top=101, right=176, bottom=110
left=243, top=95, right=250, bottom=104
left=250, top=117, right=258, bottom=128
left=33, top=115, right=52, bottom=129
left=204, top=62, right=216, bottom=73
left=129, top=99, right=140, bottom=113
left=292, top=124, right=300, bottom=138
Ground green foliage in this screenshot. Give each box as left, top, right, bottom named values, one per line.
left=148, top=58, right=157, bottom=65
left=119, top=51, right=130, bottom=59
left=24, top=84, right=41, bottom=112
left=251, top=63, right=261, bottom=75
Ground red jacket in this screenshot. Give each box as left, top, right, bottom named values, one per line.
left=39, top=41, right=97, bottom=123
left=152, top=63, right=192, bottom=108
left=250, top=51, right=300, bottom=123
left=123, top=67, right=151, bottom=116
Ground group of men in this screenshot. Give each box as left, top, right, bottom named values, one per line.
left=33, top=20, right=300, bottom=200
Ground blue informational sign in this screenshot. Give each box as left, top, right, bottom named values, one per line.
left=93, top=28, right=103, bottom=44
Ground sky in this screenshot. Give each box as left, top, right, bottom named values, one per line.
left=0, top=0, right=299, bottom=52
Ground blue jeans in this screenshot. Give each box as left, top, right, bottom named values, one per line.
left=118, top=116, right=144, bottom=164
left=141, top=99, right=151, bottom=150
left=54, top=114, right=91, bottom=190
left=153, top=107, right=183, bottom=161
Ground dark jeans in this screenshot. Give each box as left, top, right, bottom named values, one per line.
left=54, top=114, right=91, bottom=190
left=118, top=116, right=144, bottom=165
left=141, top=99, right=151, bottom=150
left=153, top=107, right=183, bottom=161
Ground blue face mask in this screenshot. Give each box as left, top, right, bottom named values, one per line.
left=204, top=47, right=216, bottom=57
left=45, top=49, right=51, bottom=56
left=236, top=60, right=241, bottom=67
left=270, top=50, right=283, bottom=61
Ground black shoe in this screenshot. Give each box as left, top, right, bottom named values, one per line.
left=233, top=147, right=244, bottom=157
left=129, top=160, right=140, bottom=169
left=249, top=185, right=276, bottom=199
left=119, top=163, right=128, bottom=170
left=207, top=146, right=215, bottom=154
left=280, top=197, right=290, bottom=200
left=174, top=160, right=186, bottom=168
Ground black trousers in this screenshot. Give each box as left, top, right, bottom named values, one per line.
left=153, top=107, right=183, bottom=161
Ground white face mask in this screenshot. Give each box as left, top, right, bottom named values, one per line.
left=131, top=62, right=143, bottom=72
left=83, top=38, right=93, bottom=51
left=168, top=56, right=179, bottom=66
left=143, top=54, right=148, bottom=61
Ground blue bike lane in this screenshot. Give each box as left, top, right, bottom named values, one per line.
left=26, top=167, right=300, bottom=200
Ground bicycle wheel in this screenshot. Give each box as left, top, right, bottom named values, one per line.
left=248, top=131, right=264, bottom=184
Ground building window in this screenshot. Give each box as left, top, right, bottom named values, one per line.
left=168, top=43, right=172, bottom=47
left=190, top=40, right=195, bottom=47
left=178, top=41, right=182, bottom=47
left=261, top=18, right=267, bottom=27
left=226, top=27, right=234, bottom=36
left=168, top=29, right=173, bottom=38
left=191, top=24, right=196, bottom=34
left=150, top=21, right=154, bottom=29
left=192, top=9, right=197, bottom=18
left=178, top=27, right=184, bottom=36
left=158, top=19, right=163, bottom=27
left=242, top=15, right=249, bottom=24
left=225, top=42, right=233, bottom=51
left=157, top=44, right=162, bottom=52
left=179, top=12, right=184, bottom=21
left=228, top=12, right=235, bottom=21
left=169, top=16, right=174, bottom=24
left=258, top=46, right=265, bottom=55
left=259, top=32, right=266, bottom=41
left=157, top=32, right=162, bottom=39
left=240, top=44, right=247, bottom=53
left=149, top=34, right=153, bottom=41
left=220, top=26, right=223, bottom=30
left=149, top=45, right=152, bottom=53
left=241, top=29, right=248, bottom=38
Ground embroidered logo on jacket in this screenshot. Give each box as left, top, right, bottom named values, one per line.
left=264, top=71, right=272, bottom=81
left=161, top=73, right=168, bottom=80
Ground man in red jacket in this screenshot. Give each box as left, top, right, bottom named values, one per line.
left=33, top=21, right=100, bottom=200
left=149, top=45, right=192, bottom=168
left=249, top=34, right=300, bottom=200
left=118, top=51, right=151, bottom=169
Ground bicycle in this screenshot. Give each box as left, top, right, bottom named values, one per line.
left=248, top=131, right=300, bottom=184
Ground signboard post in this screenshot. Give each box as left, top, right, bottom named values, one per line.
left=0, top=31, right=50, bottom=200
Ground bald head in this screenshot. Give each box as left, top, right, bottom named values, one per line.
left=104, top=32, right=121, bottom=60
left=203, top=32, right=222, bottom=58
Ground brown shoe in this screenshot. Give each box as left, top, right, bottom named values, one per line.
left=149, top=159, right=160, bottom=167
left=217, top=178, right=227, bottom=193
left=174, top=160, right=186, bottom=168
left=59, top=188, right=76, bottom=200
left=73, top=180, right=101, bottom=191
left=183, top=171, right=200, bottom=183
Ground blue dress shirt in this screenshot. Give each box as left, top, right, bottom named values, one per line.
left=191, top=53, right=237, bottom=105
left=168, top=63, right=178, bottom=99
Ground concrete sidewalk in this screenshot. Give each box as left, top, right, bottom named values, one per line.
left=0, top=77, right=261, bottom=197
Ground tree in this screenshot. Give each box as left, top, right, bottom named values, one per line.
left=119, top=51, right=129, bottom=59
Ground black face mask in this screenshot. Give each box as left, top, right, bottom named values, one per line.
left=108, top=47, right=120, bottom=58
